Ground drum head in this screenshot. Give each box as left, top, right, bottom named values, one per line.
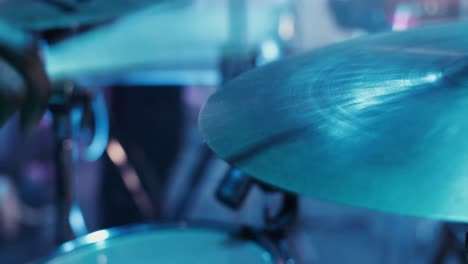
left=44, top=225, right=277, bottom=264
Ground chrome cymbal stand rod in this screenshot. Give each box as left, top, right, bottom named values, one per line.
left=228, top=0, right=247, bottom=48
left=49, top=83, right=74, bottom=246
left=465, top=232, right=468, bottom=263
left=49, top=81, right=91, bottom=245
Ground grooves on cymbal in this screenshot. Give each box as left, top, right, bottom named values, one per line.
left=199, top=21, right=468, bottom=222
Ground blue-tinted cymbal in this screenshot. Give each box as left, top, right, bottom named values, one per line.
left=0, top=0, right=188, bottom=30
left=200, top=21, right=468, bottom=221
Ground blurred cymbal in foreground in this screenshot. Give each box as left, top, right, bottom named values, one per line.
left=45, top=2, right=292, bottom=86
left=0, top=0, right=188, bottom=30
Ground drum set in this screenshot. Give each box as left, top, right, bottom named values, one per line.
left=0, top=0, right=467, bottom=263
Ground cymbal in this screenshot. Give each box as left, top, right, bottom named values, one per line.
left=199, top=21, right=468, bottom=222
left=45, top=3, right=289, bottom=85
left=0, top=0, right=185, bottom=30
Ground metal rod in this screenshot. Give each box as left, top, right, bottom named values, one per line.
left=51, top=103, right=74, bottom=245
left=228, top=0, right=247, bottom=48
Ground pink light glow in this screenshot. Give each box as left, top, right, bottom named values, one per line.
left=392, top=4, right=413, bottom=31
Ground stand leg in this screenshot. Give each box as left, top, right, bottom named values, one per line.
left=51, top=105, right=73, bottom=245
left=174, top=145, right=212, bottom=220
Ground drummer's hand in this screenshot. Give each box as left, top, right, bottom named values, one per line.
left=0, top=21, right=50, bottom=131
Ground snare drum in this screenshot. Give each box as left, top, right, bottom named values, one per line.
left=40, top=222, right=288, bottom=264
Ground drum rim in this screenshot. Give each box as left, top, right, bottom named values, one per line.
left=37, top=220, right=286, bottom=263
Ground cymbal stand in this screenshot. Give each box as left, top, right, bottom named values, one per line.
left=259, top=182, right=299, bottom=239
left=216, top=168, right=298, bottom=261
left=433, top=224, right=468, bottom=263
left=49, top=81, right=92, bottom=245
left=258, top=181, right=298, bottom=263
left=464, top=231, right=468, bottom=263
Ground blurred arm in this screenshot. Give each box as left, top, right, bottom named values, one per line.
left=0, top=20, right=50, bottom=130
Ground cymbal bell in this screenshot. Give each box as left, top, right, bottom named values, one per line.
left=0, top=0, right=185, bottom=30
left=199, top=21, right=468, bottom=222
